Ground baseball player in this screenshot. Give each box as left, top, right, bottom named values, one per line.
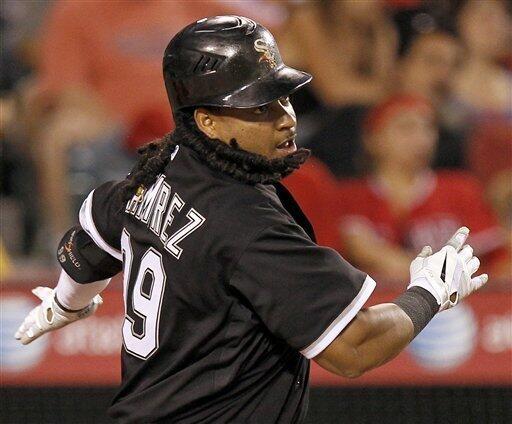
left=16, top=16, right=488, bottom=423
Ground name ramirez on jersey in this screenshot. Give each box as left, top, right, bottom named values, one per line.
left=125, top=171, right=206, bottom=260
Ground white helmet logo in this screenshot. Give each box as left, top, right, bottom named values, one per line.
left=254, top=39, right=277, bottom=69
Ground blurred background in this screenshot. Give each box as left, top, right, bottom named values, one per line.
left=1, top=0, right=510, bottom=423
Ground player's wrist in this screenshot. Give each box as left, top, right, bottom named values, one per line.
left=392, top=286, right=439, bottom=338
left=53, top=293, right=88, bottom=314
left=53, top=292, right=102, bottom=321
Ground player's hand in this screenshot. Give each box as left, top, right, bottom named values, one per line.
left=14, top=286, right=103, bottom=345
left=408, top=227, right=488, bottom=311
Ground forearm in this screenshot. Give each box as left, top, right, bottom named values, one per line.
left=316, top=233, right=484, bottom=379
left=54, top=270, right=110, bottom=311
left=315, top=303, right=413, bottom=378
left=348, top=304, right=413, bottom=373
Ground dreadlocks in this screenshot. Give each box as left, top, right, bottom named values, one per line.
left=122, top=133, right=177, bottom=203
left=122, top=110, right=310, bottom=203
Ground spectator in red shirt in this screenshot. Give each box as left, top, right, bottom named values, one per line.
left=337, top=94, right=509, bottom=282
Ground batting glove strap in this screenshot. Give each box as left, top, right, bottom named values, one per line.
left=409, top=246, right=463, bottom=311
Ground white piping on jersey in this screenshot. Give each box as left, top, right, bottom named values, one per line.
left=79, top=190, right=123, bottom=261
left=300, top=274, right=376, bottom=359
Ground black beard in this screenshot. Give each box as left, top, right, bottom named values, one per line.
left=171, top=112, right=310, bottom=185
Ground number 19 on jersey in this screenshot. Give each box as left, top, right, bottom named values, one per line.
left=121, top=230, right=166, bottom=360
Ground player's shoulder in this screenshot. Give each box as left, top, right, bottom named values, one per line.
left=211, top=181, right=300, bottom=237
left=170, top=145, right=309, bottom=234
left=90, top=179, right=130, bottom=206
left=94, top=179, right=129, bottom=193
left=79, top=179, right=130, bottom=255
left=84, top=179, right=131, bottom=231
left=215, top=181, right=282, bottom=218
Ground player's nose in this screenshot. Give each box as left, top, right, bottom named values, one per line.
left=275, top=104, right=296, bottom=132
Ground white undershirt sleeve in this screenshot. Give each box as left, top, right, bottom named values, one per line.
left=54, top=270, right=110, bottom=310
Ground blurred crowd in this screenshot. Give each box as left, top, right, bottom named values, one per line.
left=1, top=0, right=511, bottom=285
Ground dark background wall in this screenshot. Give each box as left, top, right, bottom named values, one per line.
left=2, top=387, right=510, bottom=424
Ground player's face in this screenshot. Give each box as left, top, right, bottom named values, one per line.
left=368, top=109, right=437, bottom=171
left=197, top=97, right=297, bottom=159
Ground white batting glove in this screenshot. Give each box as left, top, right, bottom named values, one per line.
left=408, top=227, right=488, bottom=311
left=14, top=286, right=103, bottom=345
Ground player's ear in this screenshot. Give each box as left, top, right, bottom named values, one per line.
left=194, top=108, right=218, bottom=139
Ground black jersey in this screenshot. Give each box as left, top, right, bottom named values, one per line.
left=78, top=144, right=375, bottom=423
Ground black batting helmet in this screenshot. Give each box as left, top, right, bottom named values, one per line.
left=163, top=15, right=312, bottom=113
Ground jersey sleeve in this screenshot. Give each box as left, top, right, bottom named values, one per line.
left=79, top=180, right=127, bottom=261
left=228, top=221, right=376, bottom=359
